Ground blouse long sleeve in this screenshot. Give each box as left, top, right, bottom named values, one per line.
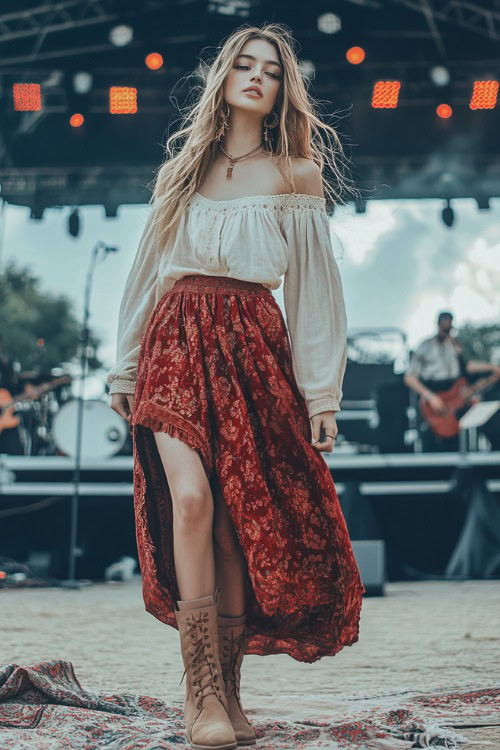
left=281, top=200, right=348, bottom=419
left=106, top=204, right=161, bottom=395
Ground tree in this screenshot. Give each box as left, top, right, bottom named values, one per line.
left=0, top=260, right=102, bottom=374
left=458, top=322, right=500, bottom=364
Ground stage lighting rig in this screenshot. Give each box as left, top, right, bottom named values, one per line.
left=207, top=0, right=255, bottom=17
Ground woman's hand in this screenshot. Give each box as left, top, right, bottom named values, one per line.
left=111, top=393, right=135, bottom=424
left=310, top=411, right=338, bottom=453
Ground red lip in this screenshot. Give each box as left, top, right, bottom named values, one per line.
left=243, top=85, right=263, bottom=97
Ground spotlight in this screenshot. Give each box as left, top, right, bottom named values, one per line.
left=30, top=206, right=45, bottom=220
left=372, top=81, right=400, bottom=109
left=70, top=113, right=84, bottom=127
left=318, top=13, right=341, bottom=33
left=299, top=60, right=315, bottom=79
left=441, top=200, right=454, bottom=228
left=476, top=196, right=490, bottom=210
left=109, top=86, right=137, bottom=114
left=109, top=24, right=133, bottom=47
left=68, top=208, right=80, bottom=237
left=470, top=80, right=498, bottom=110
left=346, top=47, right=365, bottom=65
left=145, top=53, right=163, bottom=70
left=436, top=103, right=452, bottom=118
left=13, top=83, right=41, bottom=111
left=73, top=72, right=93, bottom=94
left=429, top=66, right=450, bottom=87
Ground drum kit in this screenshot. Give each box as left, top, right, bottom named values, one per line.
left=0, top=376, right=129, bottom=458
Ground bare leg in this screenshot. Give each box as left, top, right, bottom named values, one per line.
left=212, top=475, right=248, bottom=618
left=154, top=431, right=247, bottom=614
left=154, top=432, right=215, bottom=600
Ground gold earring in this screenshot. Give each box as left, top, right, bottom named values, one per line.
left=216, top=102, right=230, bottom=142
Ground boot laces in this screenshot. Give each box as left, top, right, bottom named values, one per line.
left=179, top=611, right=223, bottom=710
left=221, top=629, right=245, bottom=699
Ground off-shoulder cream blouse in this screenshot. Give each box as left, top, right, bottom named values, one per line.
left=106, top=191, right=348, bottom=418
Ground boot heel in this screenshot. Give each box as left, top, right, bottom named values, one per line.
left=218, top=613, right=257, bottom=746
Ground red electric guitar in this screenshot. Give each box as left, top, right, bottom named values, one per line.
left=419, top=372, right=500, bottom=438
left=0, top=375, right=72, bottom=434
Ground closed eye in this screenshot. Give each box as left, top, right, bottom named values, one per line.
left=233, top=64, right=281, bottom=80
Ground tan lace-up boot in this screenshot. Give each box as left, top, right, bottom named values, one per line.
left=175, top=587, right=237, bottom=750
left=217, top=613, right=257, bottom=746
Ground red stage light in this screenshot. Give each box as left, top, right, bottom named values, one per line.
left=13, top=83, right=41, bottom=111
left=145, top=52, right=163, bottom=70
left=346, top=46, right=365, bottom=65
left=70, top=113, right=84, bottom=127
left=372, top=81, right=400, bottom=108
left=109, top=86, right=137, bottom=114
left=436, top=103, right=452, bottom=118
left=470, top=80, right=498, bottom=110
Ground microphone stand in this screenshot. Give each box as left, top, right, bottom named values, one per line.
left=61, top=241, right=118, bottom=589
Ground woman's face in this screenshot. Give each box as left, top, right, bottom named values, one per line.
left=223, top=38, right=283, bottom=117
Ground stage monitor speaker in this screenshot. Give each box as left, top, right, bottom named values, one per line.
left=374, top=379, right=410, bottom=453
left=351, top=540, right=386, bottom=596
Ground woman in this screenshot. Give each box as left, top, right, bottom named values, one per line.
left=108, top=22, right=365, bottom=750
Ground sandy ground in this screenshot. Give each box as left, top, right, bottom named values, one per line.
left=2, top=579, right=499, bottom=748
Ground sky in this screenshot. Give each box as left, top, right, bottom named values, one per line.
left=1, top=197, right=499, bottom=397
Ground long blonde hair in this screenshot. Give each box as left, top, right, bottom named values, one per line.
left=148, top=22, right=358, bottom=252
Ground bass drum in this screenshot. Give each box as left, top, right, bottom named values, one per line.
left=53, top=398, right=128, bottom=459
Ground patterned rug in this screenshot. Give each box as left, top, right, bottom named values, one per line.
left=0, top=660, right=498, bottom=749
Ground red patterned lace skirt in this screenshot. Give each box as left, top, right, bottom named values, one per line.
left=131, top=273, right=365, bottom=663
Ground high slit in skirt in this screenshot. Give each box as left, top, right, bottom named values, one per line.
left=131, top=273, right=365, bottom=663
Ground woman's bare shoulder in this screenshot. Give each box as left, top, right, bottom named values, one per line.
left=288, top=157, right=324, bottom=198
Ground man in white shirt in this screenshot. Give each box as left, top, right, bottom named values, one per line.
left=404, top=311, right=500, bottom=451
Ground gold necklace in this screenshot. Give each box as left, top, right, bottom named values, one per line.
left=219, top=142, right=263, bottom=179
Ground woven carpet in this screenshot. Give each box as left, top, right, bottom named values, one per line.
left=0, top=660, right=498, bottom=749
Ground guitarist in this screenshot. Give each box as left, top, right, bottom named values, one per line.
left=0, top=335, right=37, bottom=455
left=404, top=311, right=500, bottom=451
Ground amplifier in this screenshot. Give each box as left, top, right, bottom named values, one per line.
left=351, top=539, right=386, bottom=596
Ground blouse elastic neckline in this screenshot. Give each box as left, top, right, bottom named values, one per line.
left=192, top=191, right=326, bottom=206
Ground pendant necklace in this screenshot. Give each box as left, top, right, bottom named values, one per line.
left=219, top=142, right=263, bottom=179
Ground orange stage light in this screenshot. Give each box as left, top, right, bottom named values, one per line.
left=145, top=52, right=163, bottom=70
left=470, top=80, right=498, bottom=110
left=109, top=86, right=137, bottom=114
left=436, top=103, right=452, bottom=118
left=346, top=46, right=365, bottom=65
left=13, top=83, right=41, bottom=111
left=372, top=81, right=400, bottom=108
left=70, top=113, right=84, bottom=127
